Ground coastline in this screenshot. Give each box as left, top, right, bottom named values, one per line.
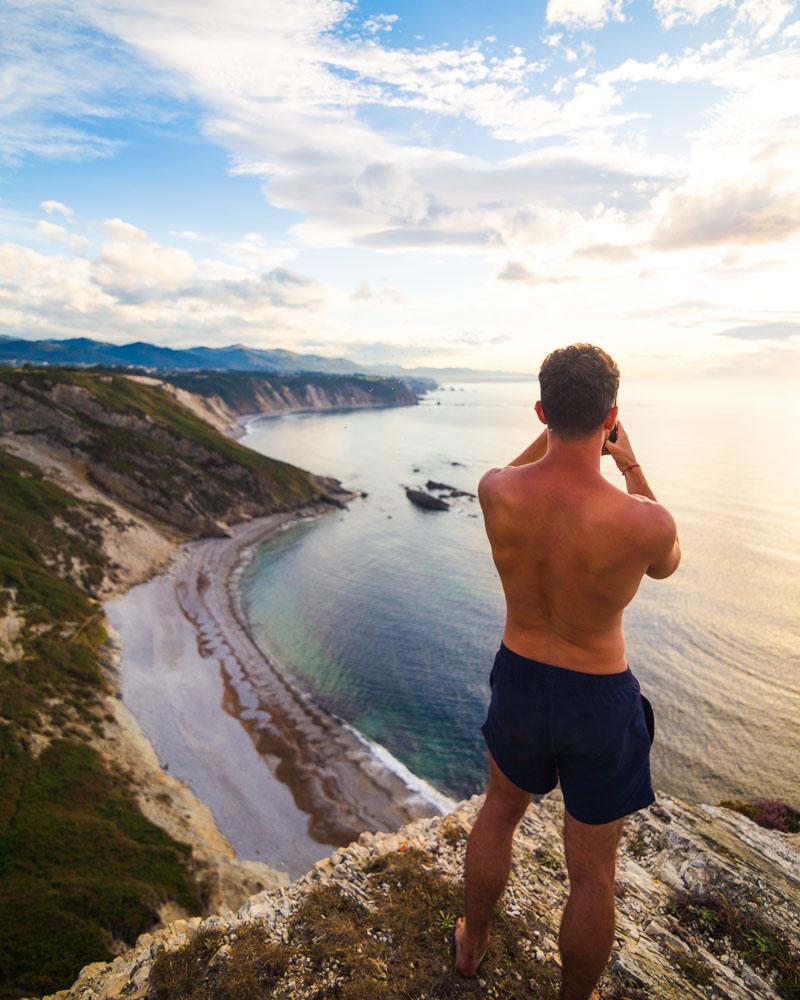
left=106, top=506, right=454, bottom=879
left=231, top=399, right=427, bottom=440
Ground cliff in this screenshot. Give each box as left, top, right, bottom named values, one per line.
left=0, top=369, right=353, bottom=1000
left=56, top=789, right=800, bottom=999
left=0, top=370, right=347, bottom=539
left=156, top=371, right=428, bottom=435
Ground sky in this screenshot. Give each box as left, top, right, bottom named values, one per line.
left=1, top=0, right=799, bottom=377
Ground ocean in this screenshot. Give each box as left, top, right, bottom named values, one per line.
left=240, top=380, right=800, bottom=807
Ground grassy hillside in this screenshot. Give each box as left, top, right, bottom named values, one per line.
left=0, top=369, right=335, bottom=534
left=0, top=370, right=336, bottom=999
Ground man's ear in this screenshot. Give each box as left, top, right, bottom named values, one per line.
left=603, top=404, right=618, bottom=430
left=534, top=400, right=547, bottom=425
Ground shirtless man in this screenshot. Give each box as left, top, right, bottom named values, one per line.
left=454, top=343, right=681, bottom=1000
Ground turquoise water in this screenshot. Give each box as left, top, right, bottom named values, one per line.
left=241, top=381, right=800, bottom=805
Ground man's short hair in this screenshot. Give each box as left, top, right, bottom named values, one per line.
left=538, top=343, right=620, bottom=439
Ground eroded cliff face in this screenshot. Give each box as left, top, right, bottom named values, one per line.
left=159, top=370, right=425, bottom=434
left=57, top=790, right=800, bottom=1000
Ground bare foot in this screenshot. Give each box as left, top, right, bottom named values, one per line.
left=453, top=916, right=489, bottom=978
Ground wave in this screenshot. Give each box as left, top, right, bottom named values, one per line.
left=341, top=721, right=457, bottom=815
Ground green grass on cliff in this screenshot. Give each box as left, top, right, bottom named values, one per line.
left=0, top=369, right=335, bottom=998
left=0, top=448, right=109, bottom=732
left=0, top=370, right=323, bottom=528
left=0, top=446, right=200, bottom=999
left=0, top=733, right=198, bottom=1000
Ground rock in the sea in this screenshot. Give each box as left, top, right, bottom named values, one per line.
left=425, top=480, right=456, bottom=492
left=405, top=488, right=450, bottom=511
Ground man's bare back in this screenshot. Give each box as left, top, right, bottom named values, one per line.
left=479, top=418, right=681, bottom=675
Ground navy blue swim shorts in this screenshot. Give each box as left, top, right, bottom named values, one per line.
left=481, top=641, right=656, bottom=825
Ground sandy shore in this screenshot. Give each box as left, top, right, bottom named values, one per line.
left=106, top=508, right=454, bottom=879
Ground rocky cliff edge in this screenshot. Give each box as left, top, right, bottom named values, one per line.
left=56, top=789, right=800, bottom=1000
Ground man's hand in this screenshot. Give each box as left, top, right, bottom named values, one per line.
left=603, top=419, right=637, bottom=472
left=605, top=419, right=659, bottom=503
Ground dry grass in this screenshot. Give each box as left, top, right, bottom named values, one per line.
left=149, top=928, right=291, bottom=1000
left=149, top=848, right=561, bottom=999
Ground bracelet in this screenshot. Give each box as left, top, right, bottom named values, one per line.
left=621, top=463, right=641, bottom=476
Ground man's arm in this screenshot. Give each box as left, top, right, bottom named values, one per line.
left=477, top=427, right=549, bottom=497
left=605, top=420, right=681, bottom=579
left=643, top=505, right=681, bottom=579
left=505, top=427, right=549, bottom=467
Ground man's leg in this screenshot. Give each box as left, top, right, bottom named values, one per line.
left=455, top=750, right=531, bottom=977
left=558, top=807, right=625, bottom=1000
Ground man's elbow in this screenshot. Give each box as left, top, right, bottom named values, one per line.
left=478, top=467, right=500, bottom=499
left=646, top=542, right=682, bottom=580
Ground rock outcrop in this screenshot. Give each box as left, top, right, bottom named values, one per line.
left=56, top=789, right=800, bottom=999
left=405, top=487, right=450, bottom=511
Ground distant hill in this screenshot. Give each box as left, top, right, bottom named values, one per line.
left=0, top=336, right=362, bottom=375
left=0, top=336, right=528, bottom=381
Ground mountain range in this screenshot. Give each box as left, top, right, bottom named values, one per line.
left=0, top=335, right=529, bottom=381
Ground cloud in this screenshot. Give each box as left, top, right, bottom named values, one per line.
left=611, top=44, right=800, bottom=254
left=450, top=332, right=512, bottom=346
left=572, top=242, right=637, bottom=261
left=653, top=0, right=790, bottom=35
left=362, top=13, right=399, bottom=33
left=92, top=219, right=196, bottom=298
left=497, top=262, right=578, bottom=285
left=545, top=0, right=626, bottom=29
left=349, top=282, right=405, bottom=304
left=652, top=180, right=800, bottom=248
left=652, top=0, right=734, bottom=29
left=0, top=214, right=331, bottom=344
left=734, top=0, right=794, bottom=38
left=36, top=219, right=68, bottom=241
left=0, top=4, right=163, bottom=163
left=3, top=0, right=661, bottom=256
left=717, top=320, right=800, bottom=339
left=40, top=200, right=74, bottom=219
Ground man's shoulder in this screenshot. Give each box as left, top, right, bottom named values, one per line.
left=478, top=465, right=512, bottom=495
left=478, top=465, right=531, bottom=504
left=620, top=490, right=676, bottom=540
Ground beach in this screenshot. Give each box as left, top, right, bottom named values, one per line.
left=105, top=507, right=454, bottom=879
